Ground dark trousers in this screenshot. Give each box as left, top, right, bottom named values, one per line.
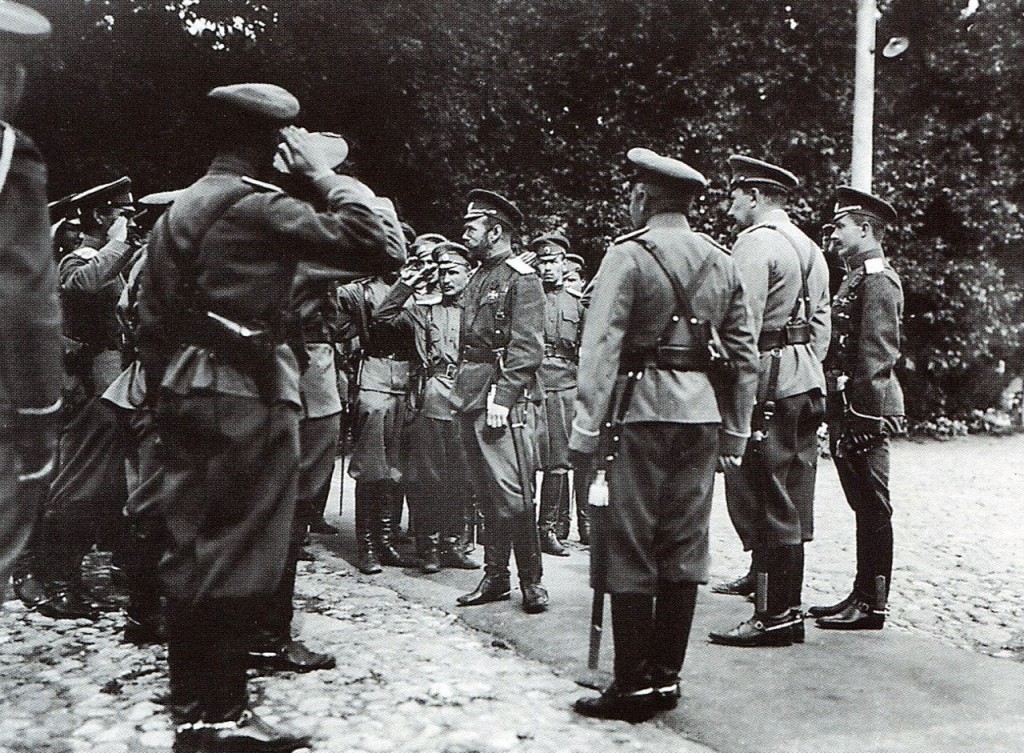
left=834, top=439, right=893, bottom=599
left=406, top=414, right=470, bottom=538
left=36, top=397, right=128, bottom=585
left=123, top=409, right=165, bottom=626
left=0, top=433, right=47, bottom=594
left=297, top=413, right=341, bottom=529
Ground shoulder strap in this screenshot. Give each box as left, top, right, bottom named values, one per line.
left=634, top=237, right=717, bottom=343
left=770, top=223, right=816, bottom=324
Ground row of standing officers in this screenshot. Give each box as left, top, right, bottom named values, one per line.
left=1, top=11, right=906, bottom=751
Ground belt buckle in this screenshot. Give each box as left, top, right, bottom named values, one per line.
left=445, top=363, right=458, bottom=379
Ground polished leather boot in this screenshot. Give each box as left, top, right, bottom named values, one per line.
left=708, top=611, right=799, bottom=647
left=711, top=570, right=755, bottom=596
left=376, top=489, right=417, bottom=568
left=649, top=581, right=697, bottom=709
left=36, top=583, right=100, bottom=621
left=806, top=591, right=857, bottom=619
left=521, top=582, right=549, bottom=614
left=816, top=599, right=885, bottom=631
left=554, top=475, right=571, bottom=541
left=247, top=639, right=337, bottom=672
left=439, top=537, right=481, bottom=570
left=419, top=532, right=441, bottom=574
left=354, top=483, right=382, bottom=575
left=538, top=475, right=569, bottom=557
left=576, top=499, right=590, bottom=545
left=791, top=610, right=806, bottom=643
left=12, top=571, right=49, bottom=608
left=574, top=681, right=661, bottom=723
left=177, top=709, right=311, bottom=753
left=308, top=518, right=340, bottom=536
left=456, top=574, right=511, bottom=606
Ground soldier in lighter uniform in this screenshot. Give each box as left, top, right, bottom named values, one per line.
left=531, top=232, right=586, bottom=555
left=809, top=186, right=906, bottom=631
left=708, top=156, right=830, bottom=647
left=138, top=83, right=403, bottom=752
left=452, top=189, right=549, bottom=614
left=374, top=241, right=482, bottom=573
left=570, top=149, right=758, bottom=722
left=0, top=2, right=62, bottom=600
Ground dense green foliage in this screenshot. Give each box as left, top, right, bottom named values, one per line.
left=18, top=0, right=1024, bottom=419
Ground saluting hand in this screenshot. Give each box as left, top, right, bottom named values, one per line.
left=278, top=126, right=335, bottom=178
left=107, top=215, right=130, bottom=243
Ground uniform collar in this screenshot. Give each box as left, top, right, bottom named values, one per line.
left=208, top=152, right=262, bottom=178
left=646, top=212, right=692, bottom=231
left=758, top=207, right=791, bottom=225
left=479, top=250, right=511, bottom=270
left=847, top=245, right=885, bottom=270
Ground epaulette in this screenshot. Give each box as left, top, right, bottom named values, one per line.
left=611, top=227, right=649, bottom=245
left=241, top=176, right=285, bottom=194
left=505, top=256, right=535, bottom=275
left=696, top=232, right=731, bottom=255
left=71, top=247, right=99, bottom=261
left=864, top=257, right=885, bottom=274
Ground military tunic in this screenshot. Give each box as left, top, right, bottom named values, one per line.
left=0, top=126, right=62, bottom=589
left=537, top=285, right=584, bottom=473
left=724, top=211, right=830, bottom=551
left=137, top=153, right=403, bottom=602
left=569, top=214, right=759, bottom=593
left=375, top=280, right=470, bottom=537
left=452, top=253, right=545, bottom=519
left=825, top=246, right=905, bottom=599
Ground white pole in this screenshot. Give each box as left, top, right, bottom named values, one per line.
left=851, top=0, right=877, bottom=192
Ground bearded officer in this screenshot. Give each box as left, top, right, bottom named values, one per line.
left=531, top=232, right=586, bottom=553
left=708, top=156, right=830, bottom=647
left=137, top=83, right=404, bottom=753
left=0, top=2, right=62, bottom=600
left=570, top=149, right=758, bottom=722
left=453, top=189, right=548, bottom=614
left=809, top=187, right=905, bottom=631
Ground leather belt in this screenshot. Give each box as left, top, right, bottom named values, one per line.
left=543, top=342, right=577, bottom=362
left=461, top=346, right=502, bottom=364
left=428, top=362, right=459, bottom=379
left=758, top=323, right=811, bottom=352
left=618, top=345, right=709, bottom=374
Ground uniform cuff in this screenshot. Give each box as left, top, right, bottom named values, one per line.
left=492, top=385, right=519, bottom=409
left=719, top=431, right=747, bottom=458
left=569, top=422, right=601, bottom=455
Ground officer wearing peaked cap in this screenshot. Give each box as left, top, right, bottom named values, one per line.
left=709, top=155, right=831, bottom=648
left=373, top=241, right=482, bottom=574
left=530, top=232, right=587, bottom=554
left=17, top=175, right=139, bottom=620
left=0, top=1, right=62, bottom=601
left=453, top=188, right=549, bottom=614
left=137, top=82, right=403, bottom=753
left=809, top=186, right=905, bottom=632
left=571, top=148, right=758, bottom=722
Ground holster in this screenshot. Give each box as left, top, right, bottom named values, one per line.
left=180, top=310, right=280, bottom=403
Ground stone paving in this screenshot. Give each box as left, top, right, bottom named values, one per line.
left=0, top=556, right=709, bottom=753
left=706, top=433, right=1024, bottom=661
left=1, top=433, right=1021, bottom=753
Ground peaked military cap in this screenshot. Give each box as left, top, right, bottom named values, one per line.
left=564, top=252, right=586, bottom=270
left=832, top=186, right=898, bottom=225
left=728, top=155, right=799, bottom=191
left=530, top=232, right=570, bottom=259
left=432, top=241, right=473, bottom=268
left=66, top=177, right=134, bottom=213
left=411, top=233, right=447, bottom=259
left=274, top=131, right=348, bottom=174
left=138, top=189, right=184, bottom=207
left=464, top=189, right=523, bottom=229
left=0, top=1, right=50, bottom=39
left=628, top=148, right=708, bottom=193
left=207, top=83, right=300, bottom=122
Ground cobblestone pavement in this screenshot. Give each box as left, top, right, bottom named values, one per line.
left=707, top=433, right=1024, bottom=661
left=0, top=557, right=710, bottom=753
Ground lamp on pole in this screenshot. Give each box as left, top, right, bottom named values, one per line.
left=851, top=0, right=877, bottom=192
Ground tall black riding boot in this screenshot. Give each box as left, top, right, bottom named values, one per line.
left=457, top=517, right=512, bottom=606
left=554, top=473, right=571, bottom=541
left=709, top=548, right=798, bottom=647
left=575, top=477, right=590, bottom=545
left=354, top=481, right=382, bottom=575
left=574, top=593, right=660, bottom=723
left=512, top=513, right=548, bottom=613
left=418, top=532, right=441, bottom=574
left=712, top=549, right=759, bottom=596
left=124, top=514, right=165, bottom=645
left=538, top=474, right=569, bottom=557
left=787, top=544, right=806, bottom=642
left=649, top=581, right=698, bottom=709
left=377, top=482, right=417, bottom=568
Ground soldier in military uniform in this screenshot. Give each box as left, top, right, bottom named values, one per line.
left=374, top=242, right=482, bottom=573
left=708, top=156, right=830, bottom=647
left=562, top=252, right=587, bottom=295
left=808, top=187, right=906, bottom=632
left=570, top=149, right=758, bottom=722
left=137, top=84, right=404, bottom=752
left=0, top=2, right=62, bottom=601
left=452, top=189, right=549, bottom=614
left=14, top=176, right=139, bottom=619
left=531, top=233, right=585, bottom=555
left=338, top=267, right=419, bottom=574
